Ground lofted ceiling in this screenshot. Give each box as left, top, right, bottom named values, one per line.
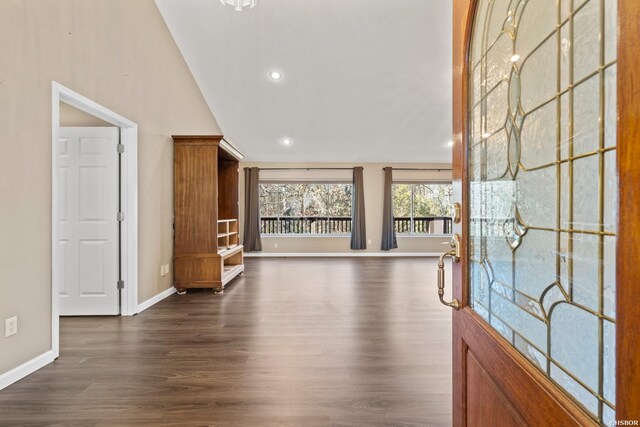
left=155, top=0, right=452, bottom=163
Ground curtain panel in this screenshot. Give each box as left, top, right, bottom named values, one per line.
left=350, top=166, right=367, bottom=250
left=381, top=167, right=397, bottom=250
left=243, top=167, right=262, bottom=252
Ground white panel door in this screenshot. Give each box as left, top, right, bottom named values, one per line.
left=57, top=127, right=120, bottom=315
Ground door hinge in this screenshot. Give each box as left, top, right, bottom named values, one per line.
left=117, top=212, right=125, bottom=222
left=117, top=280, right=125, bottom=289
left=117, top=144, right=125, bottom=154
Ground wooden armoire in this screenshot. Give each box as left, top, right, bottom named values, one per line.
left=172, top=135, right=245, bottom=293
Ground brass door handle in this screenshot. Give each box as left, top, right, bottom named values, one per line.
left=437, top=234, right=461, bottom=310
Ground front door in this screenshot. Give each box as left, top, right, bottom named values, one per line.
left=57, top=127, right=121, bottom=316
left=447, top=0, right=640, bottom=425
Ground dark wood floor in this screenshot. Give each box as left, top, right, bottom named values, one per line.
left=0, top=258, right=452, bottom=427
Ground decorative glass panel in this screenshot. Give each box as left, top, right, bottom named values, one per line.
left=468, top=0, right=617, bottom=423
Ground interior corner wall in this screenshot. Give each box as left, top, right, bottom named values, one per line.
left=238, top=162, right=452, bottom=254
left=0, top=0, right=221, bottom=376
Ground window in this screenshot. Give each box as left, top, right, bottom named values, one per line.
left=393, top=183, right=453, bottom=235
left=259, top=183, right=352, bottom=235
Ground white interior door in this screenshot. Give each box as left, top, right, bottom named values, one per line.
left=57, top=127, right=120, bottom=316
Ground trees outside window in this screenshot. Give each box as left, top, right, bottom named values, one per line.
left=259, top=183, right=352, bottom=234
left=392, top=183, right=453, bottom=234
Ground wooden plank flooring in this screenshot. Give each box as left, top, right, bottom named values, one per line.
left=0, top=258, right=452, bottom=426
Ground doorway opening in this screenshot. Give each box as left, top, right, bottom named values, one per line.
left=51, top=82, right=138, bottom=359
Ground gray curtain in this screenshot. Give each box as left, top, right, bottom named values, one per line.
left=381, top=167, right=397, bottom=250
left=350, top=166, right=367, bottom=250
left=243, top=167, right=262, bottom=252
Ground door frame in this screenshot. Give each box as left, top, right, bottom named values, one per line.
left=452, top=0, right=639, bottom=424
left=615, top=1, right=640, bottom=420
left=51, top=82, right=139, bottom=359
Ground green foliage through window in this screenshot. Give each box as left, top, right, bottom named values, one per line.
left=259, top=183, right=352, bottom=234
left=393, top=183, right=453, bottom=235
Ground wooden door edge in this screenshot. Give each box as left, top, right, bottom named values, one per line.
left=452, top=0, right=476, bottom=425
left=616, top=0, right=640, bottom=421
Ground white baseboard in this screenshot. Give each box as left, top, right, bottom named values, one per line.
left=137, top=287, right=176, bottom=313
left=244, top=252, right=441, bottom=258
left=0, top=350, right=54, bottom=391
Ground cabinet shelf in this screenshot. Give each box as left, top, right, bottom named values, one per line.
left=217, top=232, right=237, bottom=238
left=216, top=218, right=239, bottom=255
left=217, top=244, right=241, bottom=256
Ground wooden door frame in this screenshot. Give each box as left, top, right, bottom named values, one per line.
left=615, top=1, right=640, bottom=421
left=51, top=82, right=139, bottom=358
left=452, top=0, right=639, bottom=424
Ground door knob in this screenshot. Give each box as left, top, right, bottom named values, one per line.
left=437, top=234, right=461, bottom=310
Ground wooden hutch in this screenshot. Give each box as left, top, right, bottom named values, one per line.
left=172, top=135, right=245, bottom=293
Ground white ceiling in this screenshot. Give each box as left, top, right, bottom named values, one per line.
left=155, top=0, right=452, bottom=163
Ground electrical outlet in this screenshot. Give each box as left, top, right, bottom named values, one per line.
left=274, top=243, right=278, bottom=249
left=367, top=239, right=372, bottom=245
left=5, top=317, right=17, bottom=338
left=160, top=264, right=170, bottom=276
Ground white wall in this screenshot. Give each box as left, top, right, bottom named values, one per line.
left=0, top=0, right=220, bottom=376
left=60, top=103, right=113, bottom=127
left=239, top=162, right=452, bottom=254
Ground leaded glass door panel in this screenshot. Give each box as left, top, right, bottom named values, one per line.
left=448, top=0, right=639, bottom=425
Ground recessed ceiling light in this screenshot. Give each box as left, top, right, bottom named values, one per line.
left=281, top=138, right=292, bottom=146
left=447, top=141, right=454, bottom=147
left=270, top=70, right=282, bottom=80
left=510, top=54, right=520, bottom=62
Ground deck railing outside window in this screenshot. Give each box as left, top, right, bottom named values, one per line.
left=259, top=216, right=452, bottom=235
left=261, top=216, right=352, bottom=235
left=393, top=216, right=452, bottom=235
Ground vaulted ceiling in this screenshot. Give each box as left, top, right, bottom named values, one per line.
left=155, top=0, right=452, bottom=163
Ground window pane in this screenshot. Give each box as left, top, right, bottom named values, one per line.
left=392, top=184, right=411, bottom=217
left=413, top=184, right=453, bottom=217
left=259, top=183, right=352, bottom=234
left=281, top=184, right=304, bottom=216
left=304, top=184, right=326, bottom=216
left=393, top=183, right=453, bottom=235
left=326, top=184, right=352, bottom=217
left=259, top=184, right=282, bottom=217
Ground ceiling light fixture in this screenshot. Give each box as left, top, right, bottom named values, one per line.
left=270, top=71, right=282, bottom=80
left=219, top=0, right=256, bottom=12
left=281, top=138, right=292, bottom=146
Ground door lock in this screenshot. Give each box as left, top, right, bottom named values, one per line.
left=453, top=202, right=461, bottom=224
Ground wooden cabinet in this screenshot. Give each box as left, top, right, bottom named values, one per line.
left=172, top=135, right=245, bottom=293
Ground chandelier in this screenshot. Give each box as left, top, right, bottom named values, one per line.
left=220, top=0, right=256, bottom=11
